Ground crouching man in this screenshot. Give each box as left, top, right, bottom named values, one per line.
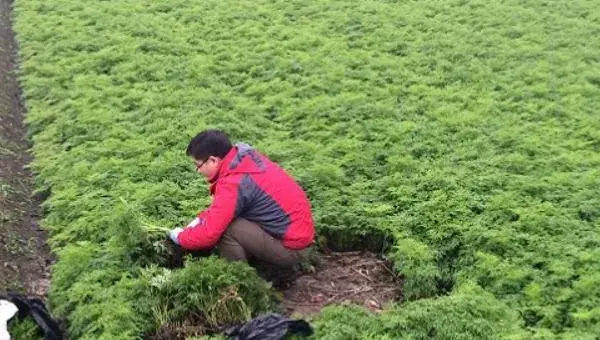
left=168, top=129, right=315, bottom=272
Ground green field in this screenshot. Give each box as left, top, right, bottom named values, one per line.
left=13, top=0, right=600, bottom=338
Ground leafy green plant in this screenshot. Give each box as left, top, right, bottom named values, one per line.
left=11, top=0, right=600, bottom=338
left=387, top=234, right=439, bottom=300
left=7, top=318, right=43, bottom=340
left=144, top=256, right=278, bottom=331
left=311, top=283, right=529, bottom=340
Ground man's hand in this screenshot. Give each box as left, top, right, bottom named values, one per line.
left=168, top=227, right=184, bottom=245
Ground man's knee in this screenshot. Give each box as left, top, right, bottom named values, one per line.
left=217, top=219, right=244, bottom=252
left=223, top=218, right=248, bottom=239
left=217, top=236, right=247, bottom=262
left=218, top=219, right=251, bottom=261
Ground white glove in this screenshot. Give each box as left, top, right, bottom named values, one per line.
left=0, top=299, right=18, bottom=340
left=168, top=227, right=183, bottom=245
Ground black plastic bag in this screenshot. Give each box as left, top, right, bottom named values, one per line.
left=0, top=293, right=62, bottom=340
left=224, top=313, right=313, bottom=340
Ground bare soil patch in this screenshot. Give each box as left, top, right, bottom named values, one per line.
left=281, top=250, right=402, bottom=317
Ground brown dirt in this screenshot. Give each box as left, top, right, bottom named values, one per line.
left=147, top=315, right=209, bottom=340
left=281, top=250, right=402, bottom=317
left=0, top=0, right=53, bottom=297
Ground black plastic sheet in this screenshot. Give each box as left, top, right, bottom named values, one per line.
left=224, top=313, right=313, bottom=340
left=0, top=293, right=62, bottom=340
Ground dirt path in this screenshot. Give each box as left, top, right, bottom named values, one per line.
left=0, top=0, right=52, bottom=297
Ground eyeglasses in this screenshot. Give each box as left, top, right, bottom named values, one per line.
left=195, top=158, right=209, bottom=171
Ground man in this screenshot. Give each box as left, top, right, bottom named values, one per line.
left=168, top=129, right=315, bottom=269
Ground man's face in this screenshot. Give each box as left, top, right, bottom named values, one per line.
left=193, top=156, right=221, bottom=179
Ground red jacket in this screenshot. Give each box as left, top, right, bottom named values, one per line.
left=177, top=143, right=315, bottom=250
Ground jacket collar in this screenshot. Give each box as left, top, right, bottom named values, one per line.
left=208, top=143, right=264, bottom=189
left=207, top=146, right=237, bottom=185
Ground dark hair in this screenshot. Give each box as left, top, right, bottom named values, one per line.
left=186, top=129, right=233, bottom=160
